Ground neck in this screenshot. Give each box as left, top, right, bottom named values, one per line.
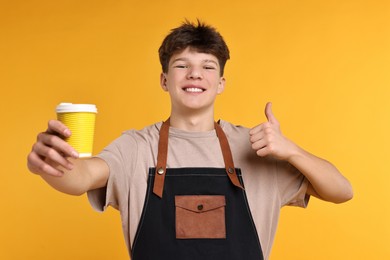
left=169, top=109, right=215, bottom=132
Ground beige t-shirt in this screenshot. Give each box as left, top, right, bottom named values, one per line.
left=88, top=120, right=309, bottom=259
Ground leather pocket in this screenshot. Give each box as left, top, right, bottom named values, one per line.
left=175, top=195, right=226, bottom=239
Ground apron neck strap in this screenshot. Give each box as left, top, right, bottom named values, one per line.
left=153, top=118, right=244, bottom=198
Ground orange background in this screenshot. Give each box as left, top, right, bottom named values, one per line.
left=1, top=0, right=389, bottom=259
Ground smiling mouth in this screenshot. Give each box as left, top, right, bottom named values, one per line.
left=183, top=87, right=205, bottom=93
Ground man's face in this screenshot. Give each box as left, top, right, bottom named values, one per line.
left=160, top=47, right=225, bottom=114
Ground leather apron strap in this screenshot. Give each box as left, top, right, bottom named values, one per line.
left=153, top=119, right=244, bottom=198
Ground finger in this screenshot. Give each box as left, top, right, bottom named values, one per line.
left=251, top=138, right=267, bottom=151
left=27, top=151, right=65, bottom=177
left=265, top=102, right=279, bottom=125
left=249, top=122, right=268, bottom=136
left=250, top=120, right=275, bottom=136
left=37, top=132, right=79, bottom=159
left=249, top=124, right=261, bottom=136
left=249, top=130, right=265, bottom=144
left=33, top=141, right=75, bottom=171
left=256, top=146, right=270, bottom=157
left=46, top=119, right=71, bottom=138
left=250, top=137, right=270, bottom=157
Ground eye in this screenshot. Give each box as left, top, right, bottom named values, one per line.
left=204, top=66, right=216, bottom=70
left=174, top=64, right=188, bottom=69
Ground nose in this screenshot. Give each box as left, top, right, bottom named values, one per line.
left=187, top=67, right=203, bottom=80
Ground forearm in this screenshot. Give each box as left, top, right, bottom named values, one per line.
left=288, top=145, right=353, bottom=203
left=39, top=157, right=107, bottom=196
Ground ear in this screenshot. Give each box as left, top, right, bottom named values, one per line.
left=160, top=73, right=168, bottom=91
left=217, top=77, right=226, bottom=94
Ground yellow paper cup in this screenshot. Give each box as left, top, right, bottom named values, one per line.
left=56, top=103, right=97, bottom=158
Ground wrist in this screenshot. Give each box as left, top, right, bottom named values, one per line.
left=285, top=142, right=306, bottom=164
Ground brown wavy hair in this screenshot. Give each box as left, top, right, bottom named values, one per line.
left=158, top=19, right=230, bottom=76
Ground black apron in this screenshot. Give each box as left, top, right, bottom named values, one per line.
left=131, top=120, right=264, bottom=260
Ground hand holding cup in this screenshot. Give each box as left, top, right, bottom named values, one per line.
left=27, top=103, right=97, bottom=177
left=27, top=119, right=79, bottom=176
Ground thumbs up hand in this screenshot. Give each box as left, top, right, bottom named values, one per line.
left=249, top=102, right=297, bottom=161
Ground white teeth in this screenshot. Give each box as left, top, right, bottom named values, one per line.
left=185, top=88, right=203, bottom=93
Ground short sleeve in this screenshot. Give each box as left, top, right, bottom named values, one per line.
left=87, top=133, right=138, bottom=212
left=276, top=160, right=310, bottom=208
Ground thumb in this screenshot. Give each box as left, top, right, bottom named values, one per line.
left=265, top=102, right=278, bottom=124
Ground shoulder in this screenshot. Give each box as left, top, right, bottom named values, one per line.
left=119, top=122, right=162, bottom=144
left=219, top=120, right=250, bottom=141
left=99, top=122, right=161, bottom=157
left=122, top=121, right=161, bottom=136
left=218, top=119, right=253, bottom=156
left=219, top=119, right=249, bottom=134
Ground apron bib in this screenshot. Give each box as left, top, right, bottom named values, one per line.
left=131, top=120, right=264, bottom=260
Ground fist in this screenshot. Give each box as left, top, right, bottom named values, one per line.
left=249, top=102, right=296, bottom=160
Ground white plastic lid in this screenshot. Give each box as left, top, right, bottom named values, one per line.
left=56, top=103, right=97, bottom=113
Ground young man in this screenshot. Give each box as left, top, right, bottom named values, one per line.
left=27, top=21, right=353, bottom=259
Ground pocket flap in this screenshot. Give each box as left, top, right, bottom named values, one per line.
left=175, top=195, right=226, bottom=213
